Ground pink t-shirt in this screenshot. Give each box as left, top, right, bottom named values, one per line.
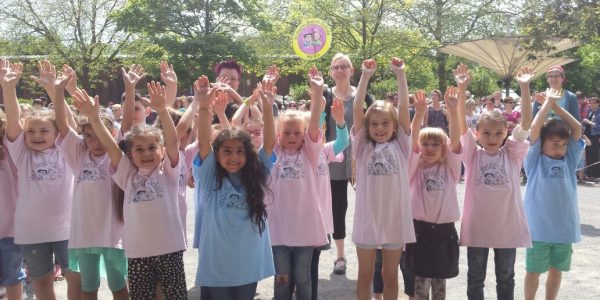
left=57, top=129, right=123, bottom=249
left=351, top=127, right=415, bottom=245
left=0, top=144, right=18, bottom=239
left=460, top=131, right=531, bottom=248
left=316, top=141, right=344, bottom=234
left=409, top=144, right=462, bottom=224
left=178, top=141, right=198, bottom=243
left=267, top=132, right=328, bottom=247
left=5, top=132, right=74, bottom=244
left=111, top=154, right=186, bottom=258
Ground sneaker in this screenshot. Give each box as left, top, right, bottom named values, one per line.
left=333, top=257, right=347, bottom=275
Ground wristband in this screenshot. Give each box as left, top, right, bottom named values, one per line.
left=243, top=99, right=250, bottom=105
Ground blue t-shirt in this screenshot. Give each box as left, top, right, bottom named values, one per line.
left=523, top=138, right=585, bottom=243
left=193, top=148, right=275, bottom=287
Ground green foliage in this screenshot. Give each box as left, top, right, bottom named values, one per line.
left=288, top=83, right=309, bottom=101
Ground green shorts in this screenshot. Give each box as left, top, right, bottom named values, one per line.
left=526, top=241, right=573, bottom=273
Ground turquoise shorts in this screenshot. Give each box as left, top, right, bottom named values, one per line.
left=526, top=241, right=572, bottom=273
left=69, top=248, right=127, bottom=292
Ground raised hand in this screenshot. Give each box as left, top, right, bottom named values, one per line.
left=533, top=92, right=546, bottom=105
left=193, top=75, right=216, bottom=108
left=62, top=64, right=78, bottom=93
left=361, top=59, right=377, bottom=77
left=308, top=66, right=324, bottom=90
left=390, top=57, right=405, bottom=75
left=0, top=59, right=23, bottom=88
left=121, top=64, right=145, bottom=88
left=212, top=90, right=228, bottom=116
left=331, top=98, right=346, bottom=126
left=258, top=79, right=277, bottom=107
left=72, top=89, right=100, bottom=118
left=263, top=65, right=280, bottom=84
left=453, top=63, right=471, bottom=90
left=147, top=81, right=167, bottom=110
left=444, top=86, right=459, bottom=109
left=31, top=60, right=72, bottom=96
left=546, top=88, right=563, bottom=103
left=160, top=61, right=177, bottom=86
left=515, top=67, right=534, bottom=84
left=414, top=90, right=427, bottom=114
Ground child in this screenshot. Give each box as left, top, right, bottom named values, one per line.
left=72, top=82, right=187, bottom=299
left=523, top=89, right=585, bottom=300
left=455, top=64, right=534, bottom=300
left=2, top=59, right=80, bottom=299
left=0, top=107, right=26, bottom=300
left=120, top=64, right=148, bottom=134
left=193, top=75, right=276, bottom=299
left=52, top=65, right=129, bottom=299
left=267, top=67, right=327, bottom=300
left=406, top=87, right=462, bottom=300
left=352, top=58, right=415, bottom=300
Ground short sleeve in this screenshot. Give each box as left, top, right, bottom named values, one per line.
left=110, top=155, right=136, bottom=190
left=566, top=138, right=585, bottom=169
left=258, top=148, right=275, bottom=172
left=303, top=130, right=324, bottom=169
left=194, top=150, right=217, bottom=195
left=446, top=144, right=464, bottom=181
left=323, top=142, right=344, bottom=164
left=162, top=152, right=182, bottom=185
left=504, top=136, right=530, bottom=163
left=460, top=130, right=478, bottom=168
left=55, top=128, right=86, bottom=170
left=393, top=128, right=412, bottom=160
left=524, top=139, right=541, bottom=174
left=351, top=126, right=368, bottom=159
left=184, top=141, right=199, bottom=169
left=4, top=132, right=28, bottom=165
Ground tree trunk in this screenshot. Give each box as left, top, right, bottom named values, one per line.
left=437, top=52, right=447, bottom=91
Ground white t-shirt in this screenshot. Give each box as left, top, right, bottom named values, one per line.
left=57, top=129, right=123, bottom=249
left=111, top=153, right=186, bottom=258
left=5, top=132, right=74, bottom=244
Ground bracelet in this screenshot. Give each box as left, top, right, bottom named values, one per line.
left=243, top=99, right=250, bottom=105
left=198, top=107, right=210, bottom=111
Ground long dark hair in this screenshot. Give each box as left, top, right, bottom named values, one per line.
left=212, top=128, right=270, bottom=234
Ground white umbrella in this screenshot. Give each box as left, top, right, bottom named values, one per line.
left=439, top=36, right=580, bottom=91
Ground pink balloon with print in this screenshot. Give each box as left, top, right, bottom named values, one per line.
left=297, top=24, right=326, bottom=54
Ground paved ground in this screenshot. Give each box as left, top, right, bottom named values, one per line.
left=40, top=182, right=600, bottom=299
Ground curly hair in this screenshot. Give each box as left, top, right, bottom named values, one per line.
left=212, top=127, right=270, bottom=234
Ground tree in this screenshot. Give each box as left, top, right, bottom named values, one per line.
left=113, top=0, right=270, bottom=88
left=398, top=0, right=510, bottom=90
left=0, top=0, right=131, bottom=92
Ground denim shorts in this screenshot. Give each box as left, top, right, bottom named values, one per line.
left=20, top=240, right=70, bottom=278
left=355, top=243, right=404, bottom=250
left=0, top=237, right=26, bottom=286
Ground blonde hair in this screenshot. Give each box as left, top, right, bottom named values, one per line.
left=77, top=115, right=115, bottom=136
left=465, top=99, right=476, bottom=110
left=476, top=110, right=507, bottom=130
left=330, top=53, right=353, bottom=67
left=418, top=127, right=449, bottom=163
left=276, top=110, right=307, bottom=134
left=363, top=100, right=398, bottom=143
left=24, top=110, right=58, bottom=130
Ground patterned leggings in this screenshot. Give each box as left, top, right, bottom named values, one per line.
left=127, top=251, right=187, bottom=300
left=414, top=276, right=446, bottom=300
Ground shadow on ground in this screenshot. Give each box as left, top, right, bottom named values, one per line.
left=581, top=224, right=600, bottom=237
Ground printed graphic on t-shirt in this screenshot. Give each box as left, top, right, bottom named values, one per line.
left=28, top=161, right=64, bottom=181
left=178, top=159, right=187, bottom=189
left=367, top=147, right=399, bottom=176
left=423, top=167, right=445, bottom=192
left=77, top=162, right=107, bottom=183
left=218, top=187, right=248, bottom=210
left=128, top=175, right=164, bottom=203
left=545, top=165, right=566, bottom=178
left=275, top=155, right=303, bottom=179
left=317, top=160, right=328, bottom=176
left=477, top=162, right=509, bottom=186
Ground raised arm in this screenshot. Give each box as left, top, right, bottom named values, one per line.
left=160, top=61, right=178, bottom=107
left=214, top=76, right=244, bottom=105
left=354, top=59, right=376, bottom=132
left=120, top=64, right=145, bottom=133
left=72, top=89, right=122, bottom=168
left=307, top=66, right=325, bottom=142
left=530, top=91, right=557, bottom=143
left=195, top=76, right=217, bottom=160
left=411, top=90, right=427, bottom=153
left=176, top=97, right=199, bottom=142
left=549, top=91, right=582, bottom=140
left=61, top=65, right=80, bottom=130
left=453, top=64, right=472, bottom=135
left=390, top=58, right=410, bottom=134
left=0, top=59, right=23, bottom=141
left=231, top=88, right=256, bottom=128
left=259, top=80, right=277, bottom=155
left=444, top=86, right=461, bottom=154
left=213, top=90, right=231, bottom=128
left=515, top=67, right=534, bottom=130
left=147, top=81, right=179, bottom=167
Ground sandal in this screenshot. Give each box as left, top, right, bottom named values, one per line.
left=333, top=257, right=347, bottom=275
